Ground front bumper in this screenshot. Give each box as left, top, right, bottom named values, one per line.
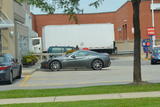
left=41, top=61, right=49, bottom=69
left=151, top=58, right=160, bottom=63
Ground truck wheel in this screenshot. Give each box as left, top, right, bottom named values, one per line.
left=92, top=59, right=103, bottom=70
left=50, top=61, right=61, bottom=71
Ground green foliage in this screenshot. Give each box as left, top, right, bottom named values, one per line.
left=17, top=0, right=104, bottom=14
left=0, top=83, right=160, bottom=99
left=17, top=0, right=104, bottom=23
left=16, top=0, right=55, bottom=14
left=89, top=0, right=104, bottom=8
left=22, top=55, right=38, bottom=66
left=3, top=98, right=160, bottom=107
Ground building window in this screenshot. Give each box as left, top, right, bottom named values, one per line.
left=122, top=24, right=127, bottom=40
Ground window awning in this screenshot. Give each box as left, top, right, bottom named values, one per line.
left=0, top=19, right=14, bottom=28
left=0, top=11, right=14, bottom=29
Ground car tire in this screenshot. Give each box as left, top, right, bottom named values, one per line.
left=151, top=59, right=155, bottom=65
left=151, top=61, right=154, bottom=65
left=91, top=59, right=103, bottom=70
left=8, top=71, right=13, bottom=84
left=50, top=61, right=61, bottom=71
left=17, top=66, right=22, bottom=79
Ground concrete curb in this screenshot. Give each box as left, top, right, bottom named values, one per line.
left=0, top=91, right=160, bottom=105
left=22, top=64, right=40, bottom=75
left=22, top=69, right=37, bottom=75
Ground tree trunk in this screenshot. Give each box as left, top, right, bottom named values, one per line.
left=131, top=0, right=142, bottom=83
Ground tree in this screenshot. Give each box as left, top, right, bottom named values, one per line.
left=19, top=0, right=142, bottom=83
left=131, top=0, right=142, bottom=83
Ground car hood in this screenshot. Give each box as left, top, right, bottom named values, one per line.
left=0, top=63, right=10, bottom=66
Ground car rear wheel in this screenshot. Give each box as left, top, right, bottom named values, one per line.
left=50, top=61, right=61, bottom=71
left=92, top=59, right=103, bottom=70
left=8, top=71, right=13, bottom=84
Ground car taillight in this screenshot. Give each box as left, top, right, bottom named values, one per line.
left=0, top=66, right=10, bottom=70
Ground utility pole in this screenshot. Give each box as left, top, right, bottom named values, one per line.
left=151, top=0, right=156, bottom=47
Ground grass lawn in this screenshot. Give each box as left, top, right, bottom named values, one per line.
left=2, top=97, right=160, bottom=107
left=0, top=83, right=160, bottom=99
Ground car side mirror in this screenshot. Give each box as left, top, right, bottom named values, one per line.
left=71, top=55, right=76, bottom=59
left=15, top=59, right=18, bottom=63
left=12, top=59, right=18, bottom=63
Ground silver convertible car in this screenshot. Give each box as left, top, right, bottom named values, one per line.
left=47, top=50, right=111, bottom=71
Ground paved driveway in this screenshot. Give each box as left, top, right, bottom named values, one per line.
left=0, top=55, right=160, bottom=90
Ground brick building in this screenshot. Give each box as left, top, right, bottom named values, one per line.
left=32, top=0, right=160, bottom=51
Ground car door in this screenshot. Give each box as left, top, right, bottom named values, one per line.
left=63, top=51, right=89, bottom=68
left=62, top=55, right=77, bottom=68
left=8, top=55, right=19, bottom=78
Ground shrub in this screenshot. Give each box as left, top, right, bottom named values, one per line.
left=22, top=55, right=38, bottom=66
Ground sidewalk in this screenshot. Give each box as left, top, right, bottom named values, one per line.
left=22, top=63, right=40, bottom=75
left=0, top=91, right=160, bottom=105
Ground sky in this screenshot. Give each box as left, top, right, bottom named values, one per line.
left=31, top=0, right=128, bottom=14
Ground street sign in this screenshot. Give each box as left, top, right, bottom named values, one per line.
left=142, top=39, right=152, bottom=53
left=142, top=39, right=151, bottom=47
left=150, top=3, right=160, bottom=10
left=147, top=27, right=155, bottom=35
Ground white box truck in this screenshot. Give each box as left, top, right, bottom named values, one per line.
left=42, top=23, right=116, bottom=54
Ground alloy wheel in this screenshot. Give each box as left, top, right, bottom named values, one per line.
left=50, top=61, right=61, bottom=71
left=92, top=59, right=103, bottom=70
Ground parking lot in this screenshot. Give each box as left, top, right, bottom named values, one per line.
left=0, top=55, right=160, bottom=91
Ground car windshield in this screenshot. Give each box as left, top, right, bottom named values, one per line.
left=65, top=47, right=74, bottom=51
left=65, top=53, right=72, bottom=57
left=65, top=51, right=77, bottom=57
left=48, top=47, right=64, bottom=53
left=0, top=56, right=5, bottom=63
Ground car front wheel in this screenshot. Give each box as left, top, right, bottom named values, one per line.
left=92, top=59, right=103, bottom=70
left=151, top=60, right=156, bottom=65
left=8, top=71, right=13, bottom=84
left=17, top=66, right=22, bottom=79
left=50, top=61, right=61, bottom=71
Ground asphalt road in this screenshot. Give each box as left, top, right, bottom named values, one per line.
left=0, top=55, right=160, bottom=91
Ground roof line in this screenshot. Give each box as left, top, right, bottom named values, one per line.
left=116, top=1, right=130, bottom=12
left=33, top=0, right=153, bottom=16
left=31, top=1, right=130, bottom=16
left=31, top=11, right=116, bottom=16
